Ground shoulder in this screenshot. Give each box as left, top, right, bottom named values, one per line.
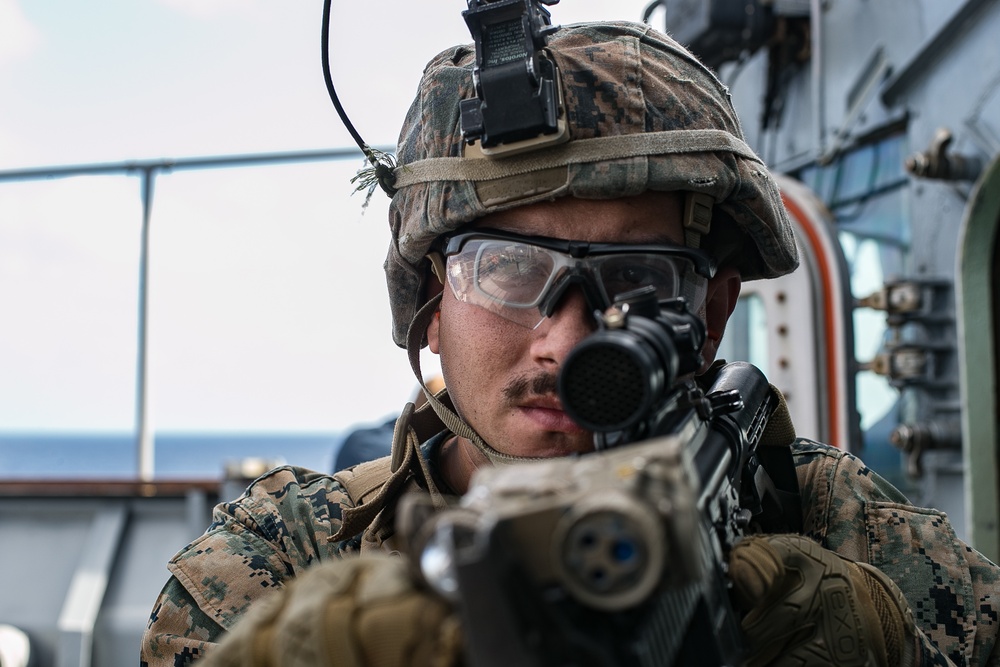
left=209, top=464, right=357, bottom=548
left=164, top=465, right=359, bottom=630
left=789, top=438, right=909, bottom=559
left=790, top=440, right=1000, bottom=664
left=791, top=438, right=910, bottom=508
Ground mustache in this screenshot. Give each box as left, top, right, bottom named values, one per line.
left=502, top=372, right=559, bottom=402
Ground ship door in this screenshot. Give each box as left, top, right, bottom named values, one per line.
left=958, top=153, right=1000, bottom=562
left=717, top=174, right=860, bottom=451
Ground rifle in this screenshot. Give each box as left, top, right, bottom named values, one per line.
left=404, top=288, right=791, bottom=667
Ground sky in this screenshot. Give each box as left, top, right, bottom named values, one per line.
left=0, top=0, right=656, bottom=436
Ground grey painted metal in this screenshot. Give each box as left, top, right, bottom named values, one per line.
left=0, top=487, right=218, bottom=667
left=957, top=154, right=1000, bottom=562
left=185, top=489, right=209, bottom=540
left=810, top=0, right=825, bottom=157
left=821, top=46, right=892, bottom=164
left=710, top=0, right=1000, bottom=540
left=881, top=0, right=997, bottom=106
left=56, top=504, right=128, bottom=667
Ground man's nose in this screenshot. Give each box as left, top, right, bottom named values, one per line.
left=531, top=287, right=598, bottom=367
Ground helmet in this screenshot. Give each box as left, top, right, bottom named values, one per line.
left=385, top=20, right=798, bottom=348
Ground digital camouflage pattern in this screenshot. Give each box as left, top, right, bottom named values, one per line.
left=140, top=468, right=361, bottom=666
left=385, top=21, right=799, bottom=347
left=141, top=440, right=1000, bottom=666
left=793, top=439, right=1000, bottom=667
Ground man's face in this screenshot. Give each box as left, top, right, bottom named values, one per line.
left=426, top=191, right=738, bottom=459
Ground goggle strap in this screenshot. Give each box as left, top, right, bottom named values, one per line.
left=406, top=295, right=538, bottom=466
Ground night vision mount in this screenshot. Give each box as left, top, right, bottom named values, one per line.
left=460, top=0, right=570, bottom=156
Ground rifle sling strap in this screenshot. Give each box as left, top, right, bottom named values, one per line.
left=330, top=398, right=453, bottom=549
left=754, top=385, right=803, bottom=534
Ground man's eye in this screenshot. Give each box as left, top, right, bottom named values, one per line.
left=602, top=260, right=679, bottom=296
left=606, top=266, right=665, bottom=286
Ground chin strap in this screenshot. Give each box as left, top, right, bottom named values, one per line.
left=404, top=294, right=542, bottom=467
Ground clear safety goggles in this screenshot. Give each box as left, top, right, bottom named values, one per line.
left=434, top=228, right=716, bottom=329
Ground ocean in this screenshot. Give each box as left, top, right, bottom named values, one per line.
left=0, top=431, right=348, bottom=479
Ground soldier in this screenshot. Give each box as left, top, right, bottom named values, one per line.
left=141, top=20, right=999, bottom=667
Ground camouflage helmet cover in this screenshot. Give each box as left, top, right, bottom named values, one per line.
left=385, top=20, right=798, bottom=347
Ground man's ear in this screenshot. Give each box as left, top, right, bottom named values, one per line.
left=425, top=257, right=445, bottom=354
left=701, top=266, right=742, bottom=368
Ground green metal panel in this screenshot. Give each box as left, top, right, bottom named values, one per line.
left=958, top=154, right=1000, bottom=562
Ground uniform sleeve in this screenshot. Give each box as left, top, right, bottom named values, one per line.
left=140, top=465, right=360, bottom=665
left=793, top=439, right=1000, bottom=666
left=140, top=577, right=223, bottom=667
left=966, top=544, right=1000, bottom=667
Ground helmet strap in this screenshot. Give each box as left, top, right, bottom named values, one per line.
left=683, top=191, right=714, bottom=249
left=405, top=294, right=543, bottom=466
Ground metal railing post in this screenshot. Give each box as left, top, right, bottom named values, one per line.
left=0, top=146, right=373, bottom=481
left=136, top=167, right=156, bottom=481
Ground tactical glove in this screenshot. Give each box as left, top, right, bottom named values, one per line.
left=198, top=553, right=463, bottom=667
left=728, top=534, right=918, bottom=667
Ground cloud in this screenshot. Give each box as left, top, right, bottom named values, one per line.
left=0, top=0, right=41, bottom=67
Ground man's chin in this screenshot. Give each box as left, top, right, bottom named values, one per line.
left=497, top=434, right=596, bottom=460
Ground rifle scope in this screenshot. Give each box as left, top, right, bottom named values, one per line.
left=558, top=288, right=706, bottom=435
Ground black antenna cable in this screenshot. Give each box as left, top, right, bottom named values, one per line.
left=321, top=0, right=397, bottom=196
left=641, top=0, right=664, bottom=24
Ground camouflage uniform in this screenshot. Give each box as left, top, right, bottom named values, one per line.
left=140, top=436, right=1000, bottom=666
